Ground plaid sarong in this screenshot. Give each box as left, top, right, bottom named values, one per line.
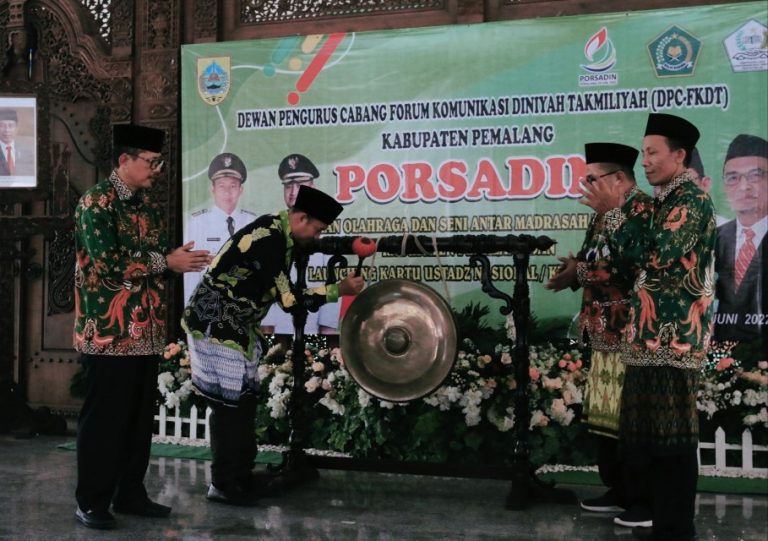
left=187, top=334, right=262, bottom=406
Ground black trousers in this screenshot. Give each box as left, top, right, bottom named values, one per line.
left=650, top=450, right=698, bottom=540
left=595, top=435, right=623, bottom=492
left=594, top=435, right=652, bottom=511
left=75, top=354, right=159, bottom=512
left=208, top=392, right=258, bottom=491
left=625, top=447, right=698, bottom=540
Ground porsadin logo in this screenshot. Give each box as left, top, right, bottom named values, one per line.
left=197, top=57, right=231, bottom=105
left=647, top=25, right=701, bottom=77
left=723, top=19, right=767, bottom=73
left=579, top=27, right=618, bottom=87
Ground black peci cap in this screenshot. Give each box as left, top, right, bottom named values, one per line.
left=644, top=113, right=700, bottom=156
left=278, top=154, right=319, bottom=183
left=113, top=124, right=165, bottom=152
left=293, top=185, right=343, bottom=224
left=208, top=152, right=247, bottom=183
left=0, top=109, right=18, bottom=122
left=725, top=134, right=768, bottom=162
left=585, top=143, right=639, bottom=169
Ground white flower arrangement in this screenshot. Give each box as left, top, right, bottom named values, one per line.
left=696, top=344, right=768, bottom=429
left=157, top=340, right=194, bottom=410
left=158, top=334, right=765, bottom=466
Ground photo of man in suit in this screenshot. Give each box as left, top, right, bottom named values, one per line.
left=0, top=108, right=35, bottom=183
left=713, top=134, right=767, bottom=365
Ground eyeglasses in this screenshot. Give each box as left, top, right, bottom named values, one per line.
left=724, top=168, right=766, bottom=187
left=132, top=155, right=165, bottom=170
left=584, top=169, right=621, bottom=184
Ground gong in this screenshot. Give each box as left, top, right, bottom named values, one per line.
left=340, top=279, right=458, bottom=402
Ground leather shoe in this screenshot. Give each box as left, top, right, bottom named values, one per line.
left=206, top=484, right=259, bottom=507
left=113, top=498, right=171, bottom=517
left=75, top=507, right=117, bottom=529
left=240, top=471, right=285, bottom=498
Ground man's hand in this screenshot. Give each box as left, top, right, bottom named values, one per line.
left=166, top=241, right=214, bottom=273
left=545, top=255, right=578, bottom=291
left=338, top=274, right=365, bottom=296
left=579, top=176, right=626, bottom=214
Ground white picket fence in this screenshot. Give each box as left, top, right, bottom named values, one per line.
left=154, top=404, right=211, bottom=444
left=153, top=405, right=767, bottom=475
left=697, top=427, right=767, bottom=476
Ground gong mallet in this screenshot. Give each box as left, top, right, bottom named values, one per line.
left=352, top=236, right=376, bottom=276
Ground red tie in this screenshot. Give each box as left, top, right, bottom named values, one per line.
left=734, top=228, right=756, bottom=289
left=5, top=145, right=14, bottom=175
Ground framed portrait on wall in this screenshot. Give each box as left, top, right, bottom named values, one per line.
left=0, top=95, right=37, bottom=188
left=0, top=80, right=51, bottom=203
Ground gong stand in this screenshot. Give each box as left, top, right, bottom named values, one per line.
left=270, top=246, right=323, bottom=487
left=279, top=233, right=575, bottom=508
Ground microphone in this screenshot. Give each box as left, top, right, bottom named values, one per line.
left=352, top=236, right=376, bottom=277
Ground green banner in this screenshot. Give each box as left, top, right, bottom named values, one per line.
left=181, top=2, right=767, bottom=335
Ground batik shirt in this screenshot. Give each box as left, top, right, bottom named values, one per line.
left=74, top=171, right=170, bottom=355
left=605, top=172, right=716, bottom=369
left=576, top=187, right=654, bottom=352
left=181, top=210, right=339, bottom=358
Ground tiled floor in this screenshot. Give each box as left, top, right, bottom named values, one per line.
left=0, top=435, right=766, bottom=540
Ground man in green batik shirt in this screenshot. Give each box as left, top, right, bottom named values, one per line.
left=547, top=142, right=654, bottom=529
left=73, top=124, right=213, bottom=530
left=581, top=113, right=716, bottom=541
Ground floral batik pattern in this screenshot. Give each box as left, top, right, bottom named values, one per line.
left=73, top=171, right=170, bottom=355
left=575, top=188, right=653, bottom=438
left=576, top=188, right=654, bottom=353
left=182, top=210, right=339, bottom=360
left=608, top=172, right=717, bottom=370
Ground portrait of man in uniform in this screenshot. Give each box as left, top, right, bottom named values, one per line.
left=261, top=154, right=341, bottom=335
left=184, top=152, right=256, bottom=300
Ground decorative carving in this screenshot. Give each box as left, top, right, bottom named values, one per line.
left=194, top=0, right=218, bottom=40
left=0, top=4, right=9, bottom=74
left=27, top=5, right=112, bottom=103
left=101, top=59, right=132, bottom=78
left=0, top=240, right=20, bottom=381
left=148, top=102, right=177, bottom=119
left=240, top=0, right=446, bottom=23
left=47, top=185, right=78, bottom=315
left=0, top=217, right=73, bottom=240
left=144, top=1, right=177, bottom=50
left=108, top=77, right=132, bottom=119
left=140, top=51, right=178, bottom=104
left=77, top=0, right=112, bottom=42
left=90, top=105, right=114, bottom=172
left=111, top=0, right=133, bottom=51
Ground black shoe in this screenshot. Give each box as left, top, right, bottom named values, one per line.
left=75, top=507, right=117, bottom=530
left=113, top=498, right=171, bottom=518
left=240, top=471, right=285, bottom=498
left=580, top=491, right=625, bottom=513
left=614, top=507, right=653, bottom=528
left=206, top=484, right=259, bottom=507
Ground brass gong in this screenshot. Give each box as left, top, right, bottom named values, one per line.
left=340, top=279, right=458, bottom=402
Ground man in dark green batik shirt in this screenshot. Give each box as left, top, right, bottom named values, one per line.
left=74, top=124, right=212, bottom=530
left=548, top=142, right=654, bottom=529
left=580, top=114, right=716, bottom=541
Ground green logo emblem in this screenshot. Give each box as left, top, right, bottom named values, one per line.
left=647, top=25, right=701, bottom=77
